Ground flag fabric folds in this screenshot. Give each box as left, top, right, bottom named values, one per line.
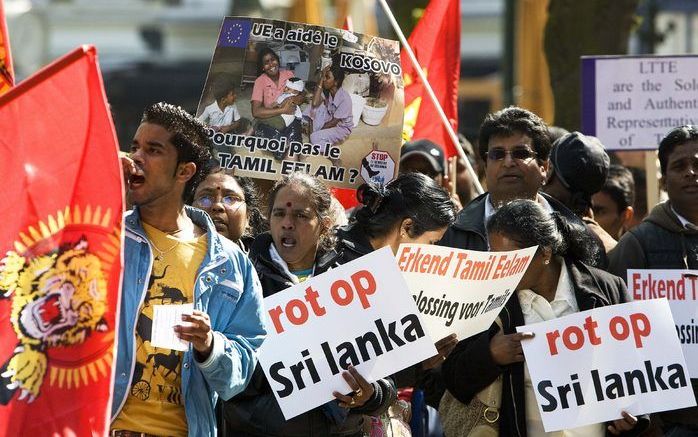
left=401, top=0, right=461, bottom=158
left=0, top=46, right=123, bottom=436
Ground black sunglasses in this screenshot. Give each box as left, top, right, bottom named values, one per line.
left=487, top=147, right=537, bottom=162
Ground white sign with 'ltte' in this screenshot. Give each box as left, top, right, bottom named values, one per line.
left=582, top=55, right=698, bottom=150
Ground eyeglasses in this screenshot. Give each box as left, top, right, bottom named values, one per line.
left=486, top=147, right=537, bottom=162
left=194, top=195, right=245, bottom=209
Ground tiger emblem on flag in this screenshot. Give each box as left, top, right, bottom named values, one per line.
left=0, top=238, right=108, bottom=403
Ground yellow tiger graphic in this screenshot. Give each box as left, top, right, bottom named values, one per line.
left=0, top=238, right=108, bottom=403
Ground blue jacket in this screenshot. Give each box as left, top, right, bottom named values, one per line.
left=111, top=206, right=267, bottom=436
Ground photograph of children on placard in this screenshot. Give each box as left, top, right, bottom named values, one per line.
left=196, top=17, right=404, bottom=189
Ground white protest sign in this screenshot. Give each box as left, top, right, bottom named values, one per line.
left=581, top=55, right=698, bottom=150
left=151, top=304, right=194, bottom=351
left=397, top=244, right=536, bottom=341
left=628, top=269, right=698, bottom=377
left=519, top=299, right=695, bottom=432
left=258, top=247, right=437, bottom=420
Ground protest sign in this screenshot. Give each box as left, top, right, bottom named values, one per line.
left=519, top=299, right=695, bottom=432
left=258, top=247, right=436, bottom=420
left=628, top=269, right=698, bottom=377
left=581, top=55, right=698, bottom=150
left=397, top=244, right=536, bottom=341
left=197, top=17, right=404, bottom=189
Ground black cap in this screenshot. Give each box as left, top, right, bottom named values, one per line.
left=551, top=131, right=610, bottom=196
left=400, top=139, right=445, bottom=175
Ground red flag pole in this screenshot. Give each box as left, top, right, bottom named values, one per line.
left=378, top=0, right=483, bottom=195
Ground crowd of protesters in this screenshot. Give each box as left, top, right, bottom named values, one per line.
left=112, top=100, right=697, bottom=437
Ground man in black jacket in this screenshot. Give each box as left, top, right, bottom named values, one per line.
left=440, top=106, right=604, bottom=267
left=609, top=125, right=698, bottom=435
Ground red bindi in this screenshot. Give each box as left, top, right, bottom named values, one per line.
left=286, top=202, right=292, bottom=207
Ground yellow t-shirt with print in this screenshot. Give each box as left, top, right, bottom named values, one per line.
left=112, top=223, right=207, bottom=436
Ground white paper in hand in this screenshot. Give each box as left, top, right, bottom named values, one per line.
left=151, top=304, right=194, bottom=351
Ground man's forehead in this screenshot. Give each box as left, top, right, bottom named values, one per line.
left=669, top=140, right=698, bottom=161
left=488, top=132, right=533, bottom=148
left=133, top=122, right=175, bottom=144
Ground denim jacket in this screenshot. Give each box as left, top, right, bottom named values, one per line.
left=111, top=206, right=267, bottom=436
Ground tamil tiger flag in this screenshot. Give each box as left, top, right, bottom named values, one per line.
left=0, top=46, right=123, bottom=435
left=0, top=0, right=13, bottom=95
left=401, top=0, right=460, bottom=157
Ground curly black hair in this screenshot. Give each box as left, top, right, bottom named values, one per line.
left=141, top=102, right=214, bottom=201
left=478, top=106, right=552, bottom=163
left=234, top=175, right=269, bottom=238
left=487, top=199, right=601, bottom=266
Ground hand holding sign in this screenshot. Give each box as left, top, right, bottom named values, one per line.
left=175, top=311, right=214, bottom=361
left=489, top=330, right=534, bottom=365
left=332, top=366, right=375, bottom=408
left=421, top=334, right=458, bottom=370
left=608, top=411, right=639, bottom=436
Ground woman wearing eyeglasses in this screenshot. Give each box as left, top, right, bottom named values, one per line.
left=191, top=168, right=267, bottom=252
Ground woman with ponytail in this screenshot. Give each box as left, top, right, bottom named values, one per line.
left=337, top=172, right=456, bottom=260
left=335, top=172, right=458, bottom=432
left=442, top=199, right=647, bottom=436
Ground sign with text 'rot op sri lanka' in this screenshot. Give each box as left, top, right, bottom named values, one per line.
left=520, top=299, right=695, bottom=432
left=258, top=247, right=437, bottom=420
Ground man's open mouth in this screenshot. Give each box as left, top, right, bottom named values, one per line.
left=129, top=174, right=145, bottom=188
left=280, top=236, right=297, bottom=248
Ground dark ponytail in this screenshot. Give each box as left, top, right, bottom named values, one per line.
left=354, top=172, right=455, bottom=239
left=550, top=211, right=600, bottom=266
left=487, top=199, right=600, bottom=265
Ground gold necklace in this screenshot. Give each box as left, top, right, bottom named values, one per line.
left=150, top=238, right=180, bottom=261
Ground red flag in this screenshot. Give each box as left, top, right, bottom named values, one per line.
left=0, top=46, right=123, bottom=436
left=401, top=0, right=460, bottom=157
left=0, top=0, right=14, bottom=95
left=342, top=16, right=354, bottom=32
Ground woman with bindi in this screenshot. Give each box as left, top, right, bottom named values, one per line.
left=222, top=172, right=396, bottom=436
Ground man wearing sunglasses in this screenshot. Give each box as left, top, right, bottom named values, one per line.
left=440, top=106, right=604, bottom=268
